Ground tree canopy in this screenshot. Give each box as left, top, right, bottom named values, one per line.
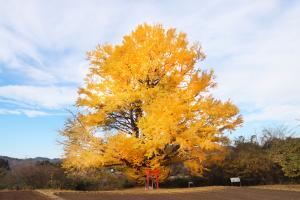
left=61, top=24, right=242, bottom=182
left=0, top=159, right=9, bottom=177
left=268, top=137, right=300, bottom=178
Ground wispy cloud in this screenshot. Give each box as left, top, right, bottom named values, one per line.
left=0, top=0, right=299, bottom=126
left=0, top=108, right=50, bottom=117
left=0, top=85, right=76, bottom=109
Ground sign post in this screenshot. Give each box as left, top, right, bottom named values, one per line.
left=230, top=177, right=241, bottom=187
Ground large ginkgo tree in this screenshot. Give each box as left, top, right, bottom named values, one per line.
left=61, top=24, right=242, bottom=183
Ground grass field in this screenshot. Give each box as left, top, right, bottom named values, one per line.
left=1, top=185, right=300, bottom=200
left=250, top=184, right=300, bottom=192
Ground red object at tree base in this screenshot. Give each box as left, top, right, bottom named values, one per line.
left=145, top=169, right=160, bottom=190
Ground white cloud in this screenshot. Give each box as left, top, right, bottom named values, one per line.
left=0, top=0, right=299, bottom=127
left=0, top=108, right=49, bottom=117
left=0, top=108, right=21, bottom=115
left=206, top=2, right=300, bottom=125
left=21, top=109, right=49, bottom=117
left=246, top=105, right=300, bottom=123
left=0, top=85, right=77, bottom=109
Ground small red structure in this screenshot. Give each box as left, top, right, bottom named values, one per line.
left=145, top=169, right=160, bottom=189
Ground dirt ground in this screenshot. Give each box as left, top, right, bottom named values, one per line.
left=1, top=187, right=300, bottom=200
left=0, top=191, right=51, bottom=200
left=57, top=188, right=300, bottom=200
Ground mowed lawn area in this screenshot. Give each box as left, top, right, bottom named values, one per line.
left=1, top=185, right=300, bottom=200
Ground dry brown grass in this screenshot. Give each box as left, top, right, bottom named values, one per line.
left=35, top=186, right=226, bottom=200
left=49, top=186, right=226, bottom=195
left=250, top=184, right=300, bottom=192
left=104, top=186, right=226, bottom=194
left=36, top=190, right=63, bottom=200
left=36, top=185, right=300, bottom=200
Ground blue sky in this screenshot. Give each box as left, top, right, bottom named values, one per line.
left=0, top=0, right=300, bottom=158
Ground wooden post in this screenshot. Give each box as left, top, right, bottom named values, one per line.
left=156, top=174, right=159, bottom=189
left=146, top=170, right=150, bottom=190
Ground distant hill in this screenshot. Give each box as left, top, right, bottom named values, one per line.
left=0, top=156, right=61, bottom=168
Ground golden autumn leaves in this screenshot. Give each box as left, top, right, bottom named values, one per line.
left=61, top=24, right=242, bottom=182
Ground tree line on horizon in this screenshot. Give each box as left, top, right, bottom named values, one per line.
left=0, top=127, right=299, bottom=190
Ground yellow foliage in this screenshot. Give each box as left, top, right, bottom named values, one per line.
left=62, top=24, right=242, bottom=182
